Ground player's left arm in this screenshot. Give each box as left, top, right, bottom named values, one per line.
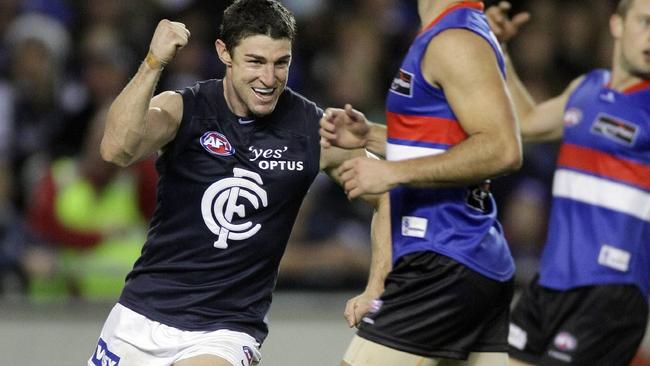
left=321, top=146, right=392, bottom=327
left=380, top=29, right=522, bottom=188
left=343, top=192, right=390, bottom=328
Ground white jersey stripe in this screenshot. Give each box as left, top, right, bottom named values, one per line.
left=386, top=143, right=445, bottom=161
left=553, top=169, right=650, bottom=222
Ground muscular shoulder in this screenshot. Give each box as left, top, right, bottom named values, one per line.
left=281, top=87, right=323, bottom=121
left=423, top=29, right=501, bottom=86
left=150, top=91, right=183, bottom=128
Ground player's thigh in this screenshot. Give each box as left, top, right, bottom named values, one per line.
left=174, top=355, right=233, bottom=366
left=342, top=337, right=509, bottom=366
left=432, top=352, right=508, bottom=366
left=507, top=357, right=535, bottom=366
left=465, top=352, right=508, bottom=366
left=342, top=334, right=444, bottom=366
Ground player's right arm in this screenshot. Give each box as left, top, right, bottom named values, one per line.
left=486, top=2, right=581, bottom=143
left=100, top=20, right=190, bottom=167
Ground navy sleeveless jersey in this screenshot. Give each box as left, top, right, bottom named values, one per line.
left=119, top=79, right=322, bottom=342
left=539, top=70, right=650, bottom=297
left=384, top=2, right=514, bottom=281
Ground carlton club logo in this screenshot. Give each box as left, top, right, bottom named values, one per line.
left=200, top=131, right=235, bottom=156
left=201, top=168, right=268, bottom=249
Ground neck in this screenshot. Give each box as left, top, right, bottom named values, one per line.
left=609, top=68, right=636, bottom=92
left=609, top=46, right=649, bottom=91
left=222, top=75, right=248, bottom=117
left=418, top=0, right=477, bottom=27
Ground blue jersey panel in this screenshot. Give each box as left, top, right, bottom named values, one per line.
left=385, top=3, right=514, bottom=281
left=539, top=70, right=650, bottom=297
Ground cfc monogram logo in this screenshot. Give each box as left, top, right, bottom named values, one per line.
left=201, top=168, right=268, bottom=249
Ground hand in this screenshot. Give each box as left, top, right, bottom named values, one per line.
left=485, top=2, right=530, bottom=45
left=148, top=19, right=191, bottom=68
left=344, top=291, right=379, bottom=328
left=320, top=104, right=370, bottom=149
left=338, top=157, right=397, bottom=199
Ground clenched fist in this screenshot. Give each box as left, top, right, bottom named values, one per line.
left=147, top=19, right=191, bottom=69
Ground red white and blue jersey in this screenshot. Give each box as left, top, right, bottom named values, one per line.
left=539, top=70, right=650, bottom=297
left=385, top=2, right=514, bottom=281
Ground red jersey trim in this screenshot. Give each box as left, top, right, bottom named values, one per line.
left=421, top=1, right=485, bottom=34
left=557, top=143, right=650, bottom=191
left=387, top=111, right=467, bottom=146
left=622, top=79, right=650, bottom=94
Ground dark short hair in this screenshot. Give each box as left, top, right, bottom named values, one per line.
left=220, top=0, right=296, bottom=52
left=616, top=0, right=634, bottom=17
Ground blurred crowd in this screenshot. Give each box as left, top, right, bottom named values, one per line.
left=0, top=0, right=621, bottom=301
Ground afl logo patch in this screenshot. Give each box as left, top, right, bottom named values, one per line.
left=563, top=108, right=583, bottom=127
left=200, top=131, right=235, bottom=156
left=553, top=331, right=577, bottom=351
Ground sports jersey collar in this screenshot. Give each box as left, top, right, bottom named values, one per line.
left=605, top=77, right=650, bottom=95
left=621, top=79, right=650, bottom=94
left=217, top=78, right=261, bottom=124
left=238, top=117, right=255, bottom=124
left=420, top=1, right=484, bottom=34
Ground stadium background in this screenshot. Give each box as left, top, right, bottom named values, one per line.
left=0, top=0, right=647, bottom=364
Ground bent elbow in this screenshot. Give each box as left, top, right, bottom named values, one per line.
left=100, top=139, right=132, bottom=168
left=99, top=140, right=113, bottom=162
left=499, top=143, right=523, bottom=174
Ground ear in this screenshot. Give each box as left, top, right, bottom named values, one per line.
left=610, top=14, right=623, bottom=39
left=215, top=39, right=232, bottom=66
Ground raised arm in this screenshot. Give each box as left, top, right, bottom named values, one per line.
left=100, top=20, right=190, bottom=167
left=486, top=2, right=581, bottom=142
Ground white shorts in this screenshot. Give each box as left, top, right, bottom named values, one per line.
left=88, top=303, right=262, bottom=366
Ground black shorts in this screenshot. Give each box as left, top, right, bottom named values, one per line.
left=357, top=251, right=514, bottom=360
left=509, top=276, right=648, bottom=365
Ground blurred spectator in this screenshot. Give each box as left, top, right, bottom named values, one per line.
left=0, top=13, right=72, bottom=298
left=25, top=106, right=156, bottom=301
left=55, top=25, right=134, bottom=158
left=3, top=12, right=70, bottom=211
left=0, top=0, right=20, bottom=77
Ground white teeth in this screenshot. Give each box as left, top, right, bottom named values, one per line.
left=253, top=87, right=274, bottom=95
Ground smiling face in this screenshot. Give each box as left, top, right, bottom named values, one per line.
left=612, top=0, right=650, bottom=78
left=217, top=35, right=292, bottom=118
